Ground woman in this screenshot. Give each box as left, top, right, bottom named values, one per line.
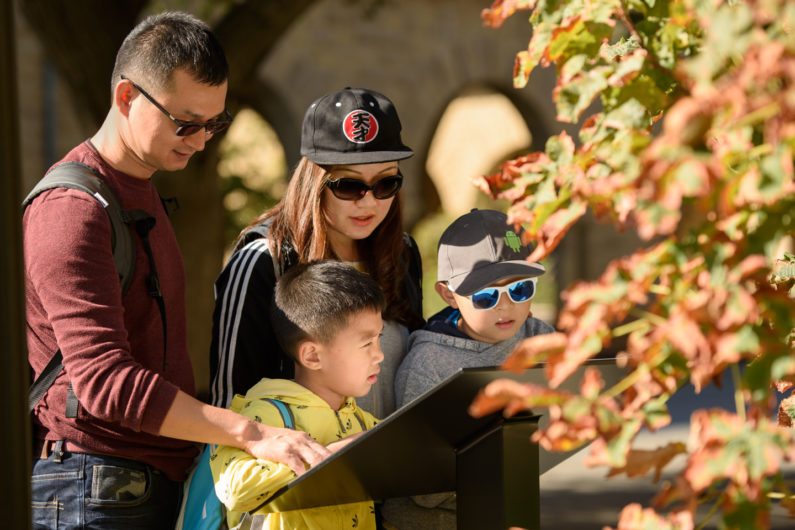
left=209, top=87, right=424, bottom=419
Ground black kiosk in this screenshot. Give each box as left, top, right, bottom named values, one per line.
left=262, top=359, right=623, bottom=530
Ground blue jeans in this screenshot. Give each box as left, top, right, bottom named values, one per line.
left=31, top=449, right=181, bottom=530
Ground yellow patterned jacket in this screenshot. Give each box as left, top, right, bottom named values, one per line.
left=210, top=378, right=378, bottom=529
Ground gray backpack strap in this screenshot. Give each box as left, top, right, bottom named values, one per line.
left=23, top=161, right=136, bottom=417
left=23, top=161, right=136, bottom=292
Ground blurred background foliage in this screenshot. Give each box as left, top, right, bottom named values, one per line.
left=217, top=108, right=287, bottom=251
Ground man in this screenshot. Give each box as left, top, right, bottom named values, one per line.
left=24, top=12, right=327, bottom=529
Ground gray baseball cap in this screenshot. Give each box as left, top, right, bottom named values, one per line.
left=437, top=209, right=545, bottom=295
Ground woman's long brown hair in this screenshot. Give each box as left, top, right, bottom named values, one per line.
left=237, top=157, right=420, bottom=328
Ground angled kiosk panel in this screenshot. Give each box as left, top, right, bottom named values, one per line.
left=264, top=359, right=623, bottom=529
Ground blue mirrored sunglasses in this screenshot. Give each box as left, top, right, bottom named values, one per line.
left=462, top=278, right=537, bottom=310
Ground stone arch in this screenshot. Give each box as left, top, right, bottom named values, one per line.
left=256, top=0, right=567, bottom=229
left=421, top=83, right=534, bottom=217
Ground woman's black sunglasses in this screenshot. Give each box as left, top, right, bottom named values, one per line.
left=326, top=174, right=403, bottom=201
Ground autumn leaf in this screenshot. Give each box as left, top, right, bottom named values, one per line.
left=468, top=379, right=572, bottom=418
left=480, top=0, right=535, bottom=29
left=500, top=332, right=568, bottom=372
left=610, top=503, right=694, bottom=530
left=778, top=395, right=795, bottom=428
left=526, top=201, right=587, bottom=263
left=607, top=442, right=687, bottom=482
left=481, top=0, right=795, bottom=525
left=684, top=410, right=790, bottom=494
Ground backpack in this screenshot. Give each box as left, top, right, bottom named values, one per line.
left=175, top=398, right=296, bottom=530
left=23, top=161, right=167, bottom=416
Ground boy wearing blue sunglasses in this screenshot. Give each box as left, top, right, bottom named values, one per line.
left=385, top=209, right=554, bottom=528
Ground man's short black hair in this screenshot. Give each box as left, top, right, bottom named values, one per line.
left=270, top=260, right=386, bottom=358
left=111, top=11, right=228, bottom=96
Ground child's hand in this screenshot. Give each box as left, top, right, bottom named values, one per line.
left=326, top=431, right=365, bottom=453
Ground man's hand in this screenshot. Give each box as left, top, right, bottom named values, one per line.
left=326, top=431, right=365, bottom=453
left=157, top=391, right=330, bottom=477
left=245, top=424, right=330, bottom=476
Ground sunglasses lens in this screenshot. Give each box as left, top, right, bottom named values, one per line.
left=205, top=121, right=230, bottom=134
left=372, top=176, right=403, bottom=199
left=329, top=179, right=367, bottom=200
left=471, top=288, right=499, bottom=310
left=176, top=124, right=203, bottom=137
left=508, top=280, right=535, bottom=302
left=328, top=175, right=402, bottom=201
left=176, top=120, right=231, bottom=137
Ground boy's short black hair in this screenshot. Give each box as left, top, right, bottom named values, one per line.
left=111, top=11, right=228, bottom=96
left=270, top=260, right=386, bottom=357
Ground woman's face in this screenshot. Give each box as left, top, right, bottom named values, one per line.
left=322, top=161, right=399, bottom=260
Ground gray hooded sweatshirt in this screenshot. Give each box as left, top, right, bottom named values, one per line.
left=394, top=307, right=555, bottom=409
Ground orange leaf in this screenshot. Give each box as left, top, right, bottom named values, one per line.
left=480, top=0, right=535, bottom=29
left=526, top=201, right=587, bottom=263
left=580, top=366, right=605, bottom=399
left=469, top=379, right=573, bottom=418
left=607, top=443, right=687, bottom=482
left=612, top=503, right=694, bottom=530
left=501, top=332, right=568, bottom=372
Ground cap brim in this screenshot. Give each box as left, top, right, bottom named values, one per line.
left=448, top=260, right=546, bottom=296
left=304, top=148, right=414, bottom=165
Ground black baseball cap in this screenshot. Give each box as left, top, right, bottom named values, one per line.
left=300, top=87, right=414, bottom=165
left=437, top=209, right=546, bottom=296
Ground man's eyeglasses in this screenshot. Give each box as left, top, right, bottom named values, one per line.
left=120, top=75, right=232, bottom=136
left=453, top=278, right=537, bottom=310
left=326, top=174, right=403, bottom=201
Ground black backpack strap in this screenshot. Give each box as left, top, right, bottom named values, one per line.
left=122, top=209, right=168, bottom=370
left=23, top=161, right=137, bottom=417
left=28, top=350, right=62, bottom=411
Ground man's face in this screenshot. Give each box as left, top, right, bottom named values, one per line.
left=124, top=68, right=228, bottom=175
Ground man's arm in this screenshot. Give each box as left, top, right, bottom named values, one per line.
left=158, top=390, right=329, bottom=476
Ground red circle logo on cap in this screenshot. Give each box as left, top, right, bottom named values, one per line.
left=342, top=110, right=379, bottom=144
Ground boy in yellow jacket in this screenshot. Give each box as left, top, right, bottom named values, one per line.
left=211, top=260, right=384, bottom=529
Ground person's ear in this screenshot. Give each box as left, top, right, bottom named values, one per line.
left=115, top=79, right=135, bottom=117
left=296, top=340, right=323, bottom=371
left=435, top=281, right=459, bottom=309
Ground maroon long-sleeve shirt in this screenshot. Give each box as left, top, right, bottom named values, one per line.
left=24, top=141, right=197, bottom=480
